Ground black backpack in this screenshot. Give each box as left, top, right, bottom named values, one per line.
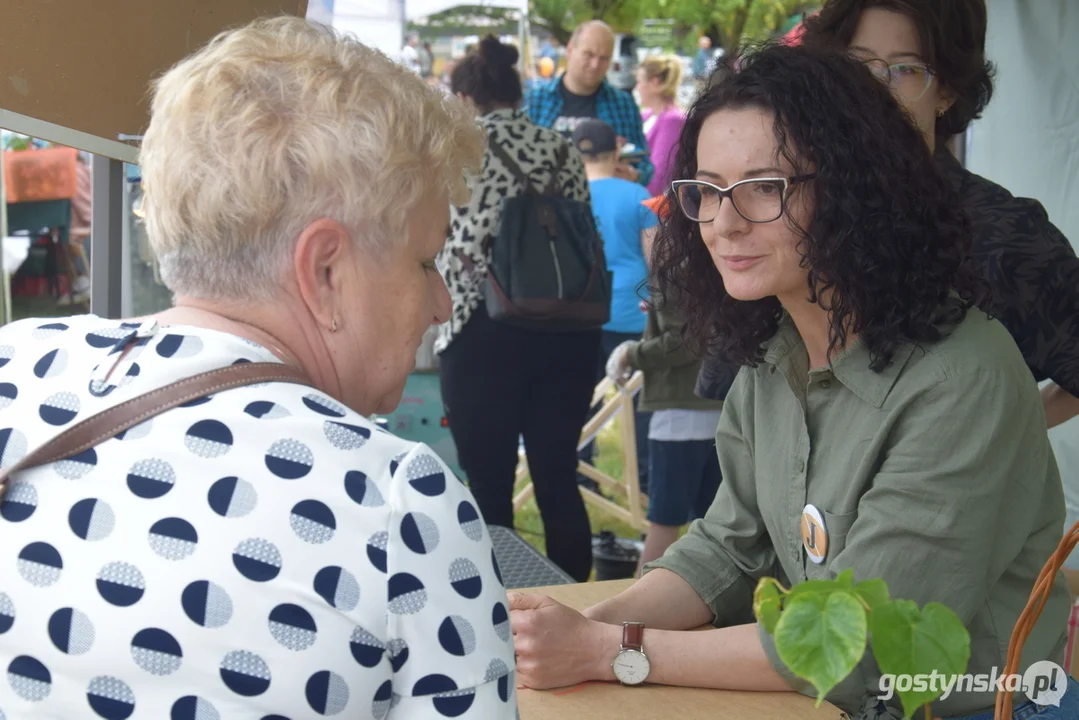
left=483, top=139, right=611, bottom=332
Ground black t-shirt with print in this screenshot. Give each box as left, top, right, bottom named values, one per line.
left=553, top=80, right=599, bottom=138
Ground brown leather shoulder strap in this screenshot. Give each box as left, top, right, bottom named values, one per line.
left=0, top=362, right=312, bottom=496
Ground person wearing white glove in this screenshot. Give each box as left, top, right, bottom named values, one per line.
left=605, top=339, right=638, bottom=385
left=600, top=289, right=725, bottom=575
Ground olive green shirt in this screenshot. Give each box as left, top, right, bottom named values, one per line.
left=646, top=308, right=1070, bottom=718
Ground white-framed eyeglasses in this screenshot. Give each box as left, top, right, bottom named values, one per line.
left=860, top=58, right=935, bottom=101
left=671, top=174, right=816, bottom=224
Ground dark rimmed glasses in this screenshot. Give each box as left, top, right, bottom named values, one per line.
left=860, top=58, right=935, bottom=101
left=671, top=174, right=817, bottom=224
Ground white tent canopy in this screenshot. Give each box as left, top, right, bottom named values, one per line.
left=404, top=0, right=533, bottom=72
left=405, top=0, right=527, bottom=22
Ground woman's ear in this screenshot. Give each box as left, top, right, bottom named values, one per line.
left=293, top=218, right=351, bottom=334
left=937, top=85, right=958, bottom=116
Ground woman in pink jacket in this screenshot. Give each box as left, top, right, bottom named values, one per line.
left=636, top=55, right=686, bottom=196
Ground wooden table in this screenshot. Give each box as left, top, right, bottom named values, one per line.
left=515, top=579, right=846, bottom=720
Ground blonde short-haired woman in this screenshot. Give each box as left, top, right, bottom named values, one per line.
left=0, top=17, right=517, bottom=720
left=635, top=55, right=686, bottom=196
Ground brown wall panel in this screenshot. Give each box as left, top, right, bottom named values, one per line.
left=1, top=0, right=307, bottom=156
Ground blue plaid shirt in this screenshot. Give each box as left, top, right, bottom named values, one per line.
left=523, top=76, right=654, bottom=187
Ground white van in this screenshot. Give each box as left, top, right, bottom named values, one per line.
left=607, top=34, right=639, bottom=91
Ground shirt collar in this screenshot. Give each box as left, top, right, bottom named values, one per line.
left=763, top=313, right=917, bottom=408
left=552, top=74, right=610, bottom=98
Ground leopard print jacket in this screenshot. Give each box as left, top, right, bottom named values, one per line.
left=434, top=108, right=590, bottom=354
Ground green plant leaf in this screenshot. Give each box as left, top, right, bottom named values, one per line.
left=853, top=578, right=890, bottom=611
left=870, top=599, right=972, bottom=718
left=753, top=577, right=783, bottom=634
left=787, top=578, right=843, bottom=599
left=835, top=569, right=855, bottom=587
left=774, top=590, right=867, bottom=704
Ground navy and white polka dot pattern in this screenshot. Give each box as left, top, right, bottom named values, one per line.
left=181, top=580, right=233, bottom=628
left=268, top=604, right=318, bottom=651
left=0, top=316, right=515, bottom=718
left=0, top=482, right=37, bottom=523
left=127, top=458, right=175, bottom=499
left=0, top=593, right=15, bottom=634
left=8, top=655, right=51, bottom=702
left=314, top=566, right=360, bottom=612
left=130, top=628, right=183, bottom=676
left=208, top=476, right=258, bottom=518
left=69, top=498, right=115, bottom=540
left=0, top=382, right=17, bottom=411
left=87, top=675, right=136, bottom=719
left=0, top=428, right=28, bottom=469
left=38, top=391, right=79, bottom=426
left=96, top=562, right=146, bottom=607
left=171, top=696, right=220, bottom=720
left=265, top=439, right=314, bottom=480
left=54, top=447, right=97, bottom=480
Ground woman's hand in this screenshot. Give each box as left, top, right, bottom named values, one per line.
left=509, top=592, right=619, bottom=689
left=605, top=340, right=636, bottom=385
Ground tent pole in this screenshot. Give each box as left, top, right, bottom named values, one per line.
left=519, top=4, right=532, bottom=76
left=0, top=145, right=7, bottom=324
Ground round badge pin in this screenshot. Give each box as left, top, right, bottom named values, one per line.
left=801, top=504, right=827, bottom=564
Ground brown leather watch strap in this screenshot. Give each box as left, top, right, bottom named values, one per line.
left=622, top=621, right=645, bottom=651
left=0, top=362, right=312, bottom=497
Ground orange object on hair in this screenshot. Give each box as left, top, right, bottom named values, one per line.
left=643, top=194, right=672, bottom=219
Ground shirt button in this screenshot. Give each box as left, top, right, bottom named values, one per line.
left=796, top=459, right=805, bottom=473
left=769, top=366, right=777, bottom=375
left=819, top=380, right=831, bottom=389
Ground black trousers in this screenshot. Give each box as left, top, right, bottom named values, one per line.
left=439, top=304, right=599, bottom=582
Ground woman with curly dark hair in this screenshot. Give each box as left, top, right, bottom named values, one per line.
left=793, top=0, right=1079, bottom=430
left=507, top=43, right=1076, bottom=719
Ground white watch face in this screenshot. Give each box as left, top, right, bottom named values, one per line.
left=612, top=648, right=650, bottom=685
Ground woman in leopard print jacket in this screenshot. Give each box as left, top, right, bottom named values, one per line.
left=435, top=36, right=598, bottom=583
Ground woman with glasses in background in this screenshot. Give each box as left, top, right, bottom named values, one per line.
left=507, top=42, right=1076, bottom=720
left=792, top=0, right=1079, bottom=430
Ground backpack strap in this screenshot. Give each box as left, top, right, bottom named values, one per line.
left=542, top=143, right=570, bottom=196
left=488, top=139, right=539, bottom=195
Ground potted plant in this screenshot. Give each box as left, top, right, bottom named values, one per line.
left=753, top=569, right=971, bottom=720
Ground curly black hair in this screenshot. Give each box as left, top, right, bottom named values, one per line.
left=450, top=35, right=522, bottom=114
left=652, top=42, right=986, bottom=372
left=801, top=0, right=995, bottom=141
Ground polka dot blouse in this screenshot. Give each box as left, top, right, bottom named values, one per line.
left=0, top=316, right=517, bottom=719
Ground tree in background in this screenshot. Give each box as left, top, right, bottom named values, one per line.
left=407, top=4, right=520, bottom=39
left=409, top=0, right=815, bottom=57
left=531, top=0, right=630, bottom=44
left=636, top=0, right=815, bottom=55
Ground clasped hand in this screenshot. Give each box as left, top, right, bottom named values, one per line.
left=509, top=592, right=618, bottom=689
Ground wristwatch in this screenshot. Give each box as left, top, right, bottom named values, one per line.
left=611, top=621, right=650, bottom=685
